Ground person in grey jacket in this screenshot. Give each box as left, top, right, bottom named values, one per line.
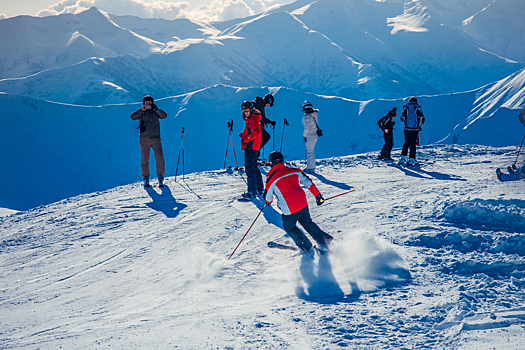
left=131, top=95, right=168, bottom=188
left=302, top=101, right=320, bottom=173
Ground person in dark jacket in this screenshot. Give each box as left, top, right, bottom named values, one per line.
left=377, top=108, right=397, bottom=161
left=130, top=95, right=168, bottom=188
left=252, top=94, right=276, bottom=153
left=264, top=151, right=333, bottom=253
left=398, top=97, right=425, bottom=166
left=239, top=100, right=264, bottom=199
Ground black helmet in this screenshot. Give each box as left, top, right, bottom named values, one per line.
left=143, top=95, right=154, bottom=104
left=268, top=151, right=284, bottom=165
left=264, top=93, right=274, bottom=107
left=241, top=100, right=252, bottom=110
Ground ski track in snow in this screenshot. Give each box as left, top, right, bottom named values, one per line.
left=1, top=145, right=525, bottom=349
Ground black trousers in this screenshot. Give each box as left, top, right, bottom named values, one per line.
left=282, top=206, right=333, bottom=252
left=244, top=148, right=263, bottom=193
left=402, top=130, right=419, bottom=159
left=380, top=132, right=394, bottom=159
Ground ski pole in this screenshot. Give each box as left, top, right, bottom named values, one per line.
left=280, top=118, right=289, bottom=153
left=273, top=124, right=275, bottom=151
left=514, top=133, right=525, bottom=165
left=223, top=121, right=231, bottom=169
left=175, top=127, right=184, bottom=182
left=228, top=203, right=267, bottom=260
left=229, top=119, right=239, bottom=169
left=324, top=189, right=356, bottom=202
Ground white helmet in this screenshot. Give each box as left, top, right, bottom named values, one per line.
left=302, top=101, right=313, bottom=110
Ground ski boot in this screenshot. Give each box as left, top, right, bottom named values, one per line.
left=407, top=158, right=418, bottom=166
left=238, top=192, right=256, bottom=201
left=158, top=175, right=165, bottom=188
left=496, top=168, right=503, bottom=182
left=143, top=176, right=150, bottom=188
left=397, top=155, right=408, bottom=166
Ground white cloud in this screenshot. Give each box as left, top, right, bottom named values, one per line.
left=37, top=0, right=190, bottom=20
left=36, top=0, right=282, bottom=22
left=186, top=0, right=255, bottom=22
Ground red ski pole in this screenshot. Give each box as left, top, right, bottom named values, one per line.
left=228, top=203, right=267, bottom=260
left=324, top=189, right=355, bottom=202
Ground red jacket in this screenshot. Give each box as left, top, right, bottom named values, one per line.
left=240, top=109, right=262, bottom=151
left=264, top=163, right=320, bottom=215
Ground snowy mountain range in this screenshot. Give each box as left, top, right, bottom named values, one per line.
left=0, top=0, right=523, bottom=105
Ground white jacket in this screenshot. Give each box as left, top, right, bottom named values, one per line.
left=303, top=110, right=319, bottom=138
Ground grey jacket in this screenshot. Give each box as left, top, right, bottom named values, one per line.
left=131, top=107, right=167, bottom=139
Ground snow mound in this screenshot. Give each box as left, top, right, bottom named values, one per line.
left=441, top=199, right=525, bottom=233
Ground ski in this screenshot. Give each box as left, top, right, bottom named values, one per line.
left=267, top=241, right=298, bottom=251
left=218, top=166, right=245, bottom=174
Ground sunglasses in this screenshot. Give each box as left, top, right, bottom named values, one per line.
left=242, top=109, right=250, bottom=113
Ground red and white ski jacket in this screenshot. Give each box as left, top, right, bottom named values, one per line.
left=240, top=109, right=262, bottom=151
left=264, top=163, right=320, bottom=215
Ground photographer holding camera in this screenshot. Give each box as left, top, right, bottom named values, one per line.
left=131, top=95, right=167, bottom=188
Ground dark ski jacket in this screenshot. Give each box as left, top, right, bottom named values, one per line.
left=252, top=96, right=274, bottom=128
left=240, top=109, right=262, bottom=151
left=131, top=105, right=167, bottom=139
left=377, top=110, right=396, bottom=133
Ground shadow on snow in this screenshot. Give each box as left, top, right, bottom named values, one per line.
left=145, top=186, right=187, bottom=218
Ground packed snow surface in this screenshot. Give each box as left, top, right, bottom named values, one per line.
left=2, top=145, right=525, bottom=349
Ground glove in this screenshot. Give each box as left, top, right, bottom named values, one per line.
left=269, top=120, right=276, bottom=126
left=152, top=103, right=158, bottom=112
left=315, top=194, right=325, bottom=206
left=303, top=137, right=307, bottom=142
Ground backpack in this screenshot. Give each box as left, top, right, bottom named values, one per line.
left=402, top=102, right=423, bottom=130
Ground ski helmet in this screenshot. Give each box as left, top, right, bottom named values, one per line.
left=143, top=95, right=154, bottom=104
left=302, top=101, right=313, bottom=110
left=409, top=96, right=418, bottom=103
left=268, top=151, right=284, bottom=166
left=241, top=100, right=252, bottom=111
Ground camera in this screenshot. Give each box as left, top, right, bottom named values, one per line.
left=145, top=105, right=152, bottom=110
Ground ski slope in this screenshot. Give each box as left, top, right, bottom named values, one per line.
left=2, top=145, right=525, bottom=349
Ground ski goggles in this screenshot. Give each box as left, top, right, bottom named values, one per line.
left=242, top=108, right=250, bottom=113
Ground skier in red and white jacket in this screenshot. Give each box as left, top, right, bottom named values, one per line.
left=264, top=151, right=333, bottom=252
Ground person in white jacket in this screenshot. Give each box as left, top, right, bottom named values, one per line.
left=302, top=101, right=320, bottom=173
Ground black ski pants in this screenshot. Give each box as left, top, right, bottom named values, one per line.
left=402, top=130, right=419, bottom=159
left=282, top=206, right=333, bottom=252
left=244, top=148, right=263, bottom=194
left=380, top=132, right=394, bottom=159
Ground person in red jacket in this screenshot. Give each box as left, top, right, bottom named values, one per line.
left=264, top=151, right=333, bottom=252
left=239, top=100, right=264, bottom=199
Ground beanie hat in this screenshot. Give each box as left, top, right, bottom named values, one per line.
left=143, top=95, right=154, bottom=104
